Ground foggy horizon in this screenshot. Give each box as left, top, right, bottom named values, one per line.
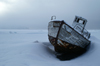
left=0, top=0, right=100, bottom=30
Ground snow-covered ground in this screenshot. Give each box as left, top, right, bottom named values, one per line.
left=0, top=29, right=100, bottom=66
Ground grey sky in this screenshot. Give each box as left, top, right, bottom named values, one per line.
left=0, top=0, right=100, bottom=29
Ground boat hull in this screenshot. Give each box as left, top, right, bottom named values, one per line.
left=48, top=16, right=91, bottom=60
left=48, top=20, right=90, bottom=60
left=48, top=35, right=87, bottom=54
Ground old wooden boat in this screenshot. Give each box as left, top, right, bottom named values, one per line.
left=48, top=16, right=91, bottom=60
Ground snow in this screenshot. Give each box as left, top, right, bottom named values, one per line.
left=0, top=29, right=100, bottom=66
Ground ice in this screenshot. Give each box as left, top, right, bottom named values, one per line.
left=0, top=29, right=100, bottom=66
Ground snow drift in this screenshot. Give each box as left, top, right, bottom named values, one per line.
left=0, top=29, right=100, bottom=66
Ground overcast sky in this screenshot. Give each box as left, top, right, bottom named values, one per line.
left=0, top=0, right=100, bottom=29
